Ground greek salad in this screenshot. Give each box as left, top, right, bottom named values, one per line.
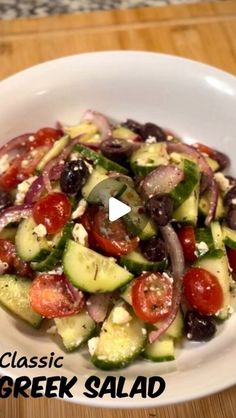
left=0, top=110, right=235, bottom=370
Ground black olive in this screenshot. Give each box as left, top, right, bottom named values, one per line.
left=200, top=173, right=212, bottom=195
left=184, top=311, right=216, bottom=342
left=224, top=186, right=236, bottom=208
left=225, top=176, right=236, bottom=188
left=0, top=189, right=12, bottom=212
left=60, top=159, right=89, bottom=195
left=122, top=119, right=143, bottom=136
left=226, top=207, right=236, bottom=230
left=100, top=138, right=133, bottom=163
left=141, top=123, right=167, bottom=142
left=145, top=194, right=173, bottom=226
left=140, top=236, right=167, bottom=262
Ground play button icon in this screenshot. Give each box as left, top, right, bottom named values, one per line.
left=109, top=197, right=131, bottom=222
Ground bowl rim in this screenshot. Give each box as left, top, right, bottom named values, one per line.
left=0, top=50, right=236, bottom=408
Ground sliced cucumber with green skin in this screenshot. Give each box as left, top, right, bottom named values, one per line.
left=143, top=336, right=175, bottom=362
left=120, top=185, right=157, bottom=239
left=195, top=228, right=214, bottom=252
left=195, top=249, right=231, bottom=320
left=210, top=221, right=225, bottom=250
left=120, top=250, right=168, bottom=275
left=55, top=309, right=96, bottom=352
left=82, top=166, right=108, bottom=200
left=37, top=135, right=69, bottom=172
left=31, top=223, right=73, bottom=272
left=222, top=225, right=236, bottom=249
left=86, top=177, right=127, bottom=206
left=154, top=309, right=184, bottom=339
left=15, top=216, right=50, bottom=262
left=63, top=240, right=133, bottom=293
left=130, top=142, right=169, bottom=176
left=74, top=144, right=128, bottom=174
left=120, top=281, right=133, bottom=305
left=173, top=185, right=199, bottom=226
left=199, top=191, right=225, bottom=220
left=91, top=308, right=146, bottom=370
left=0, top=275, right=42, bottom=328
left=170, top=159, right=200, bottom=208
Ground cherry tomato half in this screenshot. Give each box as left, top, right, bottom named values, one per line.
left=178, top=226, right=197, bottom=263
left=29, top=274, right=85, bottom=318
left=32, top=192, right=71, bottom=234
left=0, top=157, right=25, bottom=191
left=93, top=209, right=139, bottom=256
left=183, top=267, right=223, bottom=315
left=0, top=239, right=32, bottom=277
left=227, top=248, right=236, bottom=273
left=132, top=272, right=173, bottom=323
left=27, top=127, right=62, bottom=149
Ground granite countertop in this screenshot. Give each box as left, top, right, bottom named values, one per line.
left=0, top=0, right=214, bottom=19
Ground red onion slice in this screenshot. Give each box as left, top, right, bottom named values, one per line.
left=167, top=142, right=213, bottom=177
left=141, top=165, right=184, bottom=199
left=0, top=133, right=34, bottom=160
left=148, top=224, right=185, bottom=344
left=24, top=165, right=64, bottom=205
left=82, top=110, right=112, bottom=142
left=86, top=293, right=113, bottom=323
left=0, top=205, right=32, bottom=233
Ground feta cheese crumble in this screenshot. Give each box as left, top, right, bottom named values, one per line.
left=72, top=198, right=88, bottom=220
left=33, top=223, right=47, bottom=238
left=88, top=337, right=99, bottom=356
left=195, top=241, right=209, bottom=257
left=15, top=176, right=37, bottom=205
left=0, top=154, right=10, bottom=175
left=214, top=172, right=230, bottom=193
left=112, top=305, right=132, bottom=325
left=72, top=224, right=88, bottom=246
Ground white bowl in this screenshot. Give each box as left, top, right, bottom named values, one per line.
left=0, top=51, right=236, bottom=408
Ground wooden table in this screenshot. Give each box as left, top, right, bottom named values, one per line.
left=1, top=1, right=236, bottom=417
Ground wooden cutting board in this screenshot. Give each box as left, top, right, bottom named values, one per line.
left=0, top=1, right=236, bottom=417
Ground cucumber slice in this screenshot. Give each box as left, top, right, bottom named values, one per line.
left=143, top=336, right=175, bottom=362
left=120, top=281, right=133, bottom=305
left=63, top=122, right=97, bottom=139
left=0, top=274, right=42, bottom=328
left=120, top=185, right=157, bottom=239
left=170, top=159, right=200, bottom=208
left=112, top=126, right=137, bottom=141
left=222, top=225, right=236, bottom=249
left=206, top=157, right=220, bottom=172
left=173, top=185, right=199, bottom=226
left=210, top=221, right=225, bottom=250
left=196, top=248, right=231, bottom=320
left=74, top=144, right=128, bottom=174
left=55, top=309, right=96, bottom=351
left=130, top=142, right=169, bottom=176
left=154, top=309, right=183, bottom=339
left=91, top=307, right=146, bottom=370
left=82, top=167, right=108, bottom=200
left=15, top=216, right=50, bottom=262
left=120, top=250, right=168, bottom=275
left=31, top=223, right=73, bottom=272
left=86, top=177, right=127, bottom=206
left=199, top=191, right=225, bottom=220
left=63, top=240, right=133, bottom=292
left=37, top=135, right=69, bottom=172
